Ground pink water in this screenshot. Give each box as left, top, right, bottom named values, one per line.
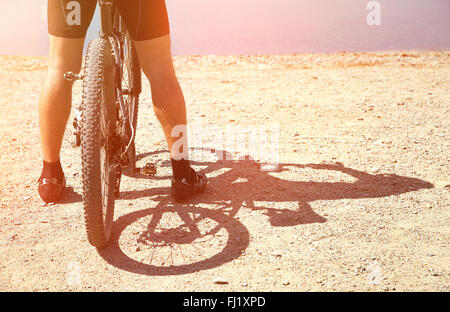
left=1, top=0, right=449, bottom=55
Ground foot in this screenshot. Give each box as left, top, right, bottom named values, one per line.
left=38, top=175, right=66, bottom=203
left=171, top=167, right=207, bottom=202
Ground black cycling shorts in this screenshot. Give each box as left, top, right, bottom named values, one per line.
left=47, top=0, right=170, bottom=41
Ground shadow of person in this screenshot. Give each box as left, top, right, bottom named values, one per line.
left=188, top=152, right=433, bottom=227
left=239, top=161, right=433, bottom=227
left=263, top=203, right=325, bottom=227
left=98, top=148, right=433, bottom=275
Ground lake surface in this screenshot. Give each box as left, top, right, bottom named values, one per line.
left=0, top=0, right=449, bottom=55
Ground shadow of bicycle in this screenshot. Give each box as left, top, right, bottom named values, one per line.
left=98, top=148, right=433, bottom=276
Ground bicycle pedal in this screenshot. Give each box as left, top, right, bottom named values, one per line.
left=114, top=167, right=122, bottom=198
left=64, top=71, right=84, bottom=82
left=119, top=155, right=129, bottom=168
left=71, top=140, right=79, bottom=148
left=139, top=163, right=157, bottom=176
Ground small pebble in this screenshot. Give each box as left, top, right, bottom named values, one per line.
left=271, top=251, right=282, bottom=258
left=213, top=277, right=229, bottom=285
left=373, top=140, right=383, bottom=145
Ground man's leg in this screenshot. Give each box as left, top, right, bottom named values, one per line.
left=133, top=34, right=187, bottom=159
left=38, top=35, right=84, bottom=203
left=39, top=35, right=84, bottom=162
left=133, top=34, right=207, bottom=200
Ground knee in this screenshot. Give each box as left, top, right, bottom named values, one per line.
left=47, top=36, right=84, bottom=73
left=48, top=56, right=82, bottom=74
left=134, top=36, right=176, bottom=85
left=142, top=59, right=177, bottom=88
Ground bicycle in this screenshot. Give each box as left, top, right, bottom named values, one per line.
left=65, top=0, right=156, bottom=248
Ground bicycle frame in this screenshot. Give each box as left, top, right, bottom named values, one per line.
left=98, top=0, right=136, bottom=167
left=99, top=0, right=114, bottom=37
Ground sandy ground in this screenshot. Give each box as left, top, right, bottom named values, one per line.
left=0, top=50, right=449, bottom=292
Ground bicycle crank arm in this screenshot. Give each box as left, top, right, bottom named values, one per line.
left=64, top=71, right=85, bottom=82
left=138, top=163, right=157, bottom=177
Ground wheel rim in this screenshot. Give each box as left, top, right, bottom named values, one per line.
left=120, top=34, right=138, bottom=176
left=100, top=75, right=114, bottom=241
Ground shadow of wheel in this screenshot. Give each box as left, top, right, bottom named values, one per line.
left=98, top=205, right=250, bottom=276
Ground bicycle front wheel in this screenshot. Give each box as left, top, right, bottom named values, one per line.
left=81, top=37, right=116, bottom=248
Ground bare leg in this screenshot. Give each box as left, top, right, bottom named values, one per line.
left=133, top=34, right=207, bottom=199
left=39, top=35, right=84, bottom=162
left=133, top=34, right=188, bottom=160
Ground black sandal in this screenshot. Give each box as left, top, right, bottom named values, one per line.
left=37, top=175, right=66, bottom=204
left=171, top=168, right=207, bottom=202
